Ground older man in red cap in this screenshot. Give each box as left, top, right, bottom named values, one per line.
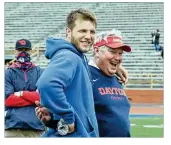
left=88, top=29, right=132, bottom=137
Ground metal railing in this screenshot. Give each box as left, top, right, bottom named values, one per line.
left=125, top=74, right=163, bottom=88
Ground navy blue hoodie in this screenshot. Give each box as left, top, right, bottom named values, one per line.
left=5, top=64, right=45, bottom=130
left=89, top=60, right=131, bottom=137
left=36, top=38, right=99, bottom=137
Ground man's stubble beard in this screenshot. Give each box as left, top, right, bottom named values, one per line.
left=70, top=34, right=93, bottom=53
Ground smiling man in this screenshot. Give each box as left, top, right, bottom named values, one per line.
left=88, top=29, right=132, bottom=137
left=36, top=8, right=99, bottom=137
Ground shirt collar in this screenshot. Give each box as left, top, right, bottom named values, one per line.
left=88, top=58, right=100, bottom=70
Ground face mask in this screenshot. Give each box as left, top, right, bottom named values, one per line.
left=16, top=51, right=31, bottom=63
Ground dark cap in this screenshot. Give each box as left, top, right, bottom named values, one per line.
left=15, top=39, right=32, bottom=50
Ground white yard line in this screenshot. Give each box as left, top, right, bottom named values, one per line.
left=131, top=124, right=163, bottom=128
left=143, top=125, right=163, bottom=128
left=131, top=124, right=136, bottom=126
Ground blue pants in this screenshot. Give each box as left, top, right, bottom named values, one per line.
left=154, top=43, right=161, bottom=52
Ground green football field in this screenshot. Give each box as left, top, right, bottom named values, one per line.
left=130, top=116, right=163, bottom=137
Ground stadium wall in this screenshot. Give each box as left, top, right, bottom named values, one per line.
left=125, top=89, right=163, bottom=103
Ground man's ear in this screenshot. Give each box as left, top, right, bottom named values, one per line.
left=94, top=46, right=99, bottom=57
left=66, top=27, right=71, bottom=41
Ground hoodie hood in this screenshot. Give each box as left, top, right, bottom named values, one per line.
left=45, top=37, right=83, bottom=59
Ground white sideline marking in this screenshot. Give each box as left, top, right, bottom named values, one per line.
left=131, top=124, right=136, bottom=126
left=143, top=124, right=163, bottom=128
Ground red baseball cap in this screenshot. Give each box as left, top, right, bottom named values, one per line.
left=94, top=35, right=131, bottom=52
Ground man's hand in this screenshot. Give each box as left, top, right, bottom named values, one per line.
left=14, top=91, right=23, bottom=97
left=35, top=101, right=75, bottom=134
left=35, top=101, right=51, bottom=123
left=68, top=123, right=75, bottom=133
left=116, top=65, right=128, bottom=85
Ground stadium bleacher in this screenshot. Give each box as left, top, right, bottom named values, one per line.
left=4, top=2, right=164, bottom=89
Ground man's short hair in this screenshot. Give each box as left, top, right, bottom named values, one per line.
left=66, top=8, right=97, bottom=30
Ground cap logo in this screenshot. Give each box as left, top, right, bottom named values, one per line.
left=19, top=40, right=26, bottom=45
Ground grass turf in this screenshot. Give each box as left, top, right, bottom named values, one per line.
left=130, top=117, right=163, bottom=137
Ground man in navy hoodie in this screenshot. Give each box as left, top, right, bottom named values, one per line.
left=89, top=29, right=132, bottom=137
left=5, top=39, right=45, bottom=137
